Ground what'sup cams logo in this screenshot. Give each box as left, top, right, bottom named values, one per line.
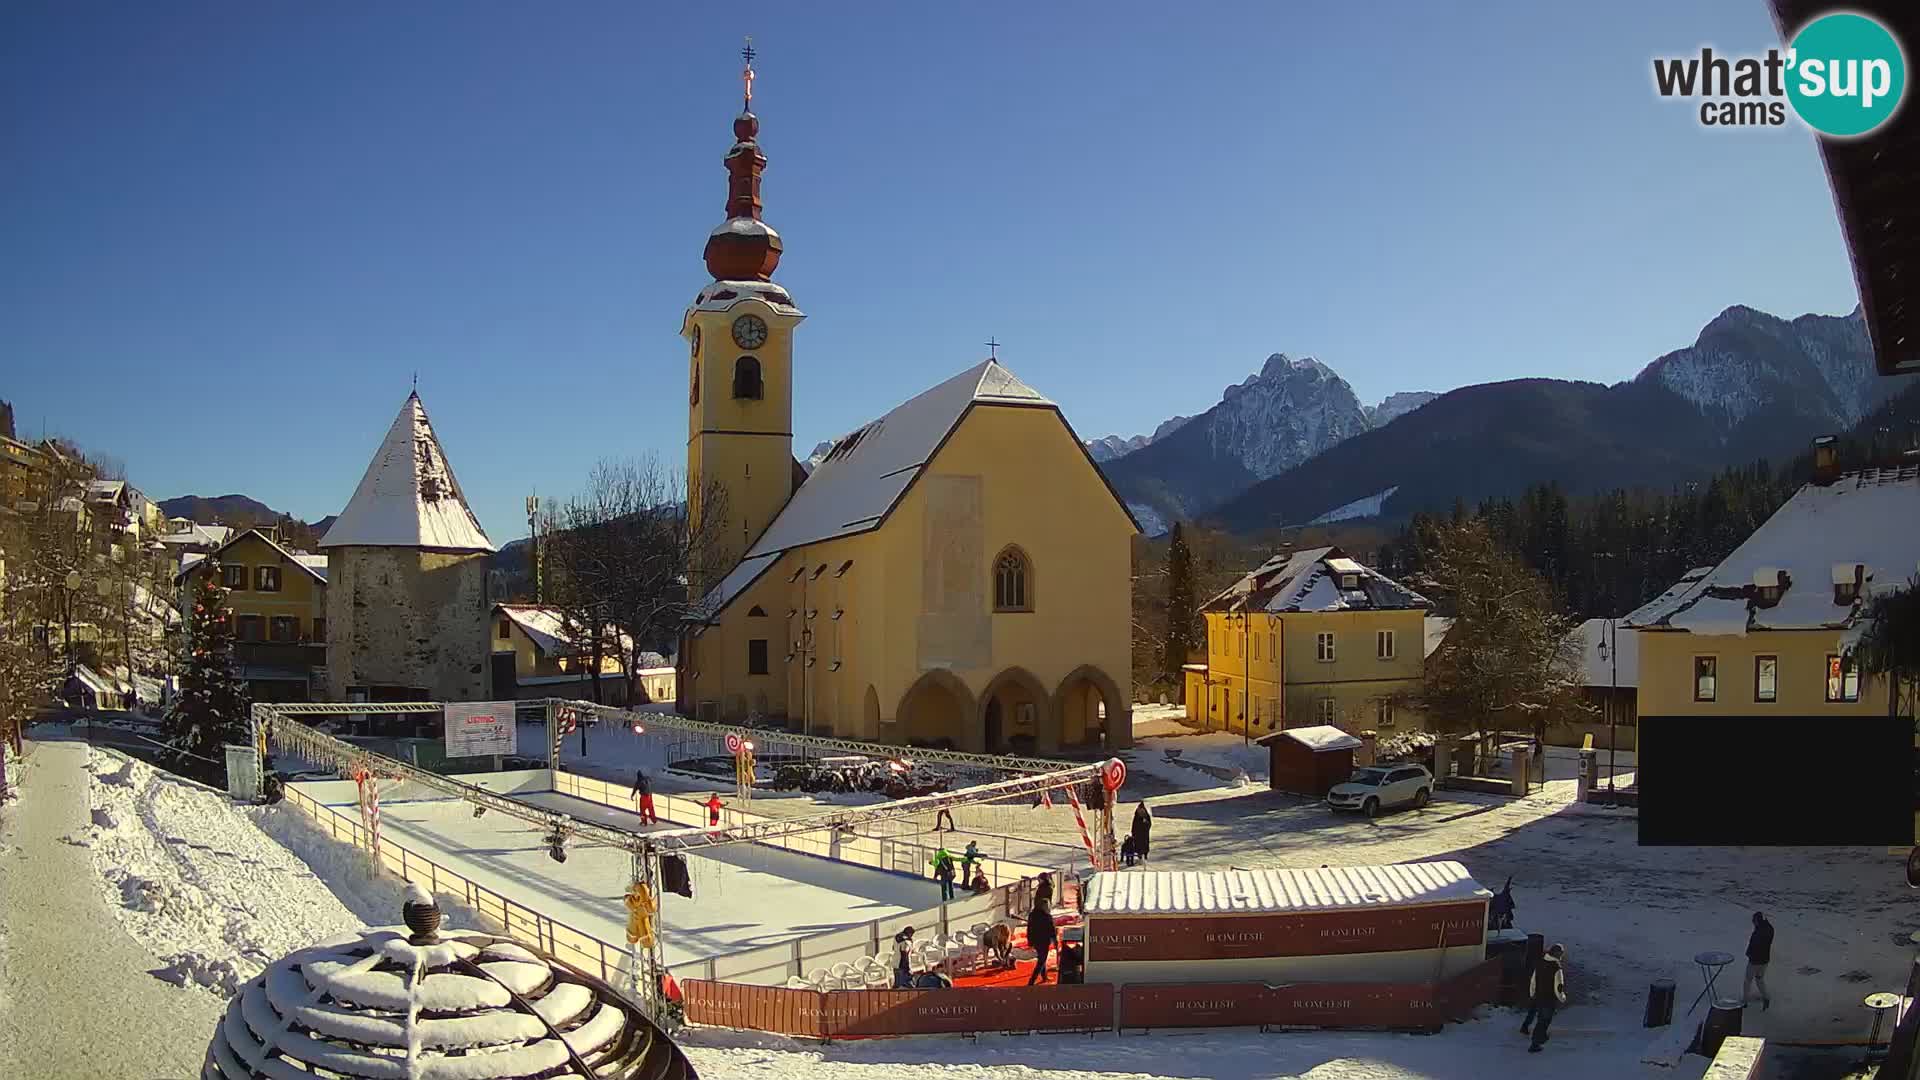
left=1653, top=11, right=1906, bottom=137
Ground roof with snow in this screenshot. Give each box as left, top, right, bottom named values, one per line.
left=1203, top=547, right=1429, bottom=614
left=319, top=393, right=495, bottom=552
left=494, top=604, right=651, bottom=662
left=1571, top=618, right=1639, bottom=689
left=1255, top=724, right=1363, bottom=752
left=1630, top=463, right=1920, bottom=635
left=1424, top=616, right=1453, bottom=658
left=688, top=278, right=801, bottom=317
left=174, top=528, right=329, bottom=586
left=202, top=921, right=692, bottom=1079
left=1083, top=860, right=1490, bottom=917
left=160, top=521, right=232, bottom=548
left=696, top=359, right=1137, bottom=617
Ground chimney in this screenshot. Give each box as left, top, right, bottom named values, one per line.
left=1832, top=562, right=1865, bottom=605
left=1812, top=435, right=1839, bottom=483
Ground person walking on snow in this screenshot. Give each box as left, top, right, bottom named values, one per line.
left=1026, top=901, right=1059, bottom=985
left=704, top=794, right=724, bottom=827
left=1520, top=943, right=1568, bottom=1052
left=1131, top=801, right=1153, bottom=863
left=1745, top=911, right=1773, bottom=1010
left=631, top=769, right=658, bottom=825
left=1032, top=872, right=1054, bottom=915
left=933, top=849, right=958, bottom=901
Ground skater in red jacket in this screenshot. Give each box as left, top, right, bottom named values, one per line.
left=704, top=794, right=725, bottom=827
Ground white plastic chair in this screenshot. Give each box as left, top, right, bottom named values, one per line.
left=786, top=975, right=814, bottom=990
left=806, top=967, right=832, bottom=990
left=828, top=961, right=858, bottom=989
left=855, top=955, right=891, bottom=989
left=915, top=939, right=945, bottom=974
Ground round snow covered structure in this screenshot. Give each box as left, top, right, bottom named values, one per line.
left=200, top=898, right=695, bottom=1080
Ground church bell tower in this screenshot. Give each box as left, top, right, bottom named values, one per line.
left=684, top=40, right=804, bottom=583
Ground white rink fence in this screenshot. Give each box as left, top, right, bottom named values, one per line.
left=262, top=700, right=1091, bottom=996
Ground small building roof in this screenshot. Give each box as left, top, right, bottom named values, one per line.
left=319, top=393, right=495, bottom=553
left=1204, top=547, right=1429, bottom=614
left=174, top=528, right=328, bottom=586
left=1424, top=615, right=1453, bottom=658
left=1629, top=463, right=1920, bottom=635
left=1255, top=724, right=1363, bottom=752
left=494, top=604, right=643, bottom=662
left=1083, top=860, right=1490, bottom=917
left=160, top=521, right=233, bottom=548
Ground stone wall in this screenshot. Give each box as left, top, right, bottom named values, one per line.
left=325, top=547, right=489, bottom=702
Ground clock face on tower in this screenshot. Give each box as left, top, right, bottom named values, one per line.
left=731, top=314, right=769, bottom=350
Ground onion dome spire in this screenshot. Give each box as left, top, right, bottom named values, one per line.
left=704, top=37, right=783, bottom=281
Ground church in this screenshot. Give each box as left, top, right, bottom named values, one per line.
left=677, top=55, right=1137, bottom=754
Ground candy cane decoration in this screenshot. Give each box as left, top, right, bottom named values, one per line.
left=1064, top=785, right=1099, bottom=871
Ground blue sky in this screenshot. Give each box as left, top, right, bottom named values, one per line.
left=0, top=2, right=1862, bottom=540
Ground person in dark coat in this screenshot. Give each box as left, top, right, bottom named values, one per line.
left=934, top=850, right=958, bottom=901
left=969, top=869, right=991, bottom=895
left=1489, top=877, right=1515, bottom=931
left=1032, top=872, right=1054, bottom=914
left=893, top=926, right=917, bottom=988
left=631, top=769, right=658, bottom=824
left=959, top=840, right=981, bottom=882
left=1520, top=943, right=1567, bottom=1052
left=1131, top=802, right=1153, bottom=863
left=1744, top=911, right=1773, bottom=1010
left=1025, top=903, right=1058, bottom=985
left=1120, top=834, right=1140, bottom=867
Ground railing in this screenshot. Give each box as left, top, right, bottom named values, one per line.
left=278, top=783, right=639, bottom=990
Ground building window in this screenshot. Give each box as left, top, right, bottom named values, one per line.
left=256, top=565, right=282, bottom=592
left=1268, top=630, right=1276, bottom=659
left=1755, top=656, right=1778, bottom=702
left=748, top=638, right=769, bottom=676
left=269, top=616, right=298, bottom=642
left=1826, top=654, right=1860, bottom=702
left=1316, top=698, right=1336, bottom=724
left=314, top=617, right=327, bottom=641
left=498, top=618, right=511, bottom=640
left=1693, top=656, right=1717, bottom=702
left=993, top=547, right=1031, bottom=612
left=732, top=356, right=763, bottom=400
left=1316, top=632, right=1336, bottom=663
left=1377, top=629, right=1395, bottom=660
left=236, top=614, right=264, bottom=642
left=1252, top=635, right=1260, bottom=662
left=221, top=564, right=247, bottom=590
left=1376, top=698, right=1396, bottom=727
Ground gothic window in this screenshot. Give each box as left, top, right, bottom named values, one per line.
left=690, top=360, right=700, bottom=405
left=733, top=356, right=763, bottom=400
left=993, top=547, right=1032, bottom=612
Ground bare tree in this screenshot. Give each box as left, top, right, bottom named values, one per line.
left=542, top=457, right=731, bottom=706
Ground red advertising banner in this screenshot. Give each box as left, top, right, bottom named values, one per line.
left=1089, top=901, right=1486, bottom=962
left=1119, top=981, right=1440, bottom=1031
left=683, top=980, right=823, bottom=1038
left=682, top=980, right=1114, bottom=1039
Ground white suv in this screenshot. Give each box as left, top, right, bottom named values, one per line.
left=1326, top=764, right=1434, bottom=817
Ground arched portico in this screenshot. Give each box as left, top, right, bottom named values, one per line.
left=1054, top=664, right=1131, bottom=752
left=895, top=669, right=976, bottom=751
left=977, top=666, right=1051, bottom=755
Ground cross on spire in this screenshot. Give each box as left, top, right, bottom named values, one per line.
left=741, top=36, right=756, bottom=107
left=985, top=337, right=1001, bottom=360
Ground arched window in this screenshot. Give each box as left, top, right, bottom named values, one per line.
left=732, top=356, right=763, bottom=400
left=993, top=547, right=1032, bottom=612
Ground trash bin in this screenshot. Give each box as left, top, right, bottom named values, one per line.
left=1700, top=996, right=1744, bottom=1056
left=1645, top=979, right=1676, bottom=1028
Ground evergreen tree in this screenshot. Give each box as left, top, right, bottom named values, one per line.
left=1161, top=523, right=1197, bottom=697
left=166, top=560, right=250, bottom=782
left=1847, top=576, right=1920, bottom=721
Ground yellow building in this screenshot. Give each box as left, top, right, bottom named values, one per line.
left=490, top=604, right=674, bottom=707
left=677, top=68, right=1137, bottom=753
left=1630, top=458, right=1916, bottom=722
left=1185, top=548, right=1431, bottom=738
left=177, top=527, right=329, bottom=701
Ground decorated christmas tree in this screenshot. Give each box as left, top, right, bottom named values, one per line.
left=165, top=560, right=250, bottom=782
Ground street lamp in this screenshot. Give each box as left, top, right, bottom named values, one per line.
left=62, top=569, right=81, bottom=676
left=1596, top=617, right=1619, bottom=797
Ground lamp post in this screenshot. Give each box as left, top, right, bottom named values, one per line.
left=1597, top=617, right=1618, bottom=796
left=1240, top=608, right=1250, bottom=747
left=62, top=569, right=81, bottom=677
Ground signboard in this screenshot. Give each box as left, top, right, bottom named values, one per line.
left=224, top=744, right=261, bottom=801
left=1088, top=900, right=1487, bottom=963
left=445, top=702, right=515, bottom=757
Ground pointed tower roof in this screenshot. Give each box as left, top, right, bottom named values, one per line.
left=319, top=393, right=496, bottom=552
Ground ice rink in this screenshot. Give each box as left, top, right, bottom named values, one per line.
left=297, top=783, right=942, bottom=971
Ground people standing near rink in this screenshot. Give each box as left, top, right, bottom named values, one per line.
left=704, top=793, right=724, bottom=827
left=631, top=769, right=658, bottom=824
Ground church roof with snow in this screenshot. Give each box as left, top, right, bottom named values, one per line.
left=1203, top=547, right=1429, bottom=614
left=1628, top=461, right=1920, bottom=635
left=696, top=358, right=1133, bottom=618
left=319, top=393, right=495, bottom=553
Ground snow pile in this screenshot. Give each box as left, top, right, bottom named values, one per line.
left=1308, top=485, right=1401, bottom=525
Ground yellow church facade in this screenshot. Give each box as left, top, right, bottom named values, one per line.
left=675, top=64, right=1136, bottom=754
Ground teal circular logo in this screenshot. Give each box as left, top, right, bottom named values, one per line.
left=1787, top=13, right=1907, bottom=137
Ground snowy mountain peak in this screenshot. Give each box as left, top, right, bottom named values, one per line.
left=1365, top=391, right=1439, bottom=427
left=1635, top=306, right=1890, bottom=433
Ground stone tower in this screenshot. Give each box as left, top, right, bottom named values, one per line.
left=683, top=44, right=806, bottom=586
left=320, top=392, right=496, bottom=703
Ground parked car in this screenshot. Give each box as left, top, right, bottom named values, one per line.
left=1326, top=764, right=1434, bottom=817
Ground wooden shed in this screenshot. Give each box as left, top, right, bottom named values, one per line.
left=1258, top=725, right=1363, bottom=796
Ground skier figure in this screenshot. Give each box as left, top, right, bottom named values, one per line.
left=1489, top=877, right=1515, bottom=931
left=1130, top=801, right=1153, bottom=863
left=1520, top=943, right=1568, bottom=1052
left=631, top=769, right=658, bottom=825
left=1745, top=911, right=1773, bottom=1011
left=934, top=849, right=958, bottom=901
left=704, top=793, right=724, bottom=827
left=1026, top=901, right=1058, bottom=985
